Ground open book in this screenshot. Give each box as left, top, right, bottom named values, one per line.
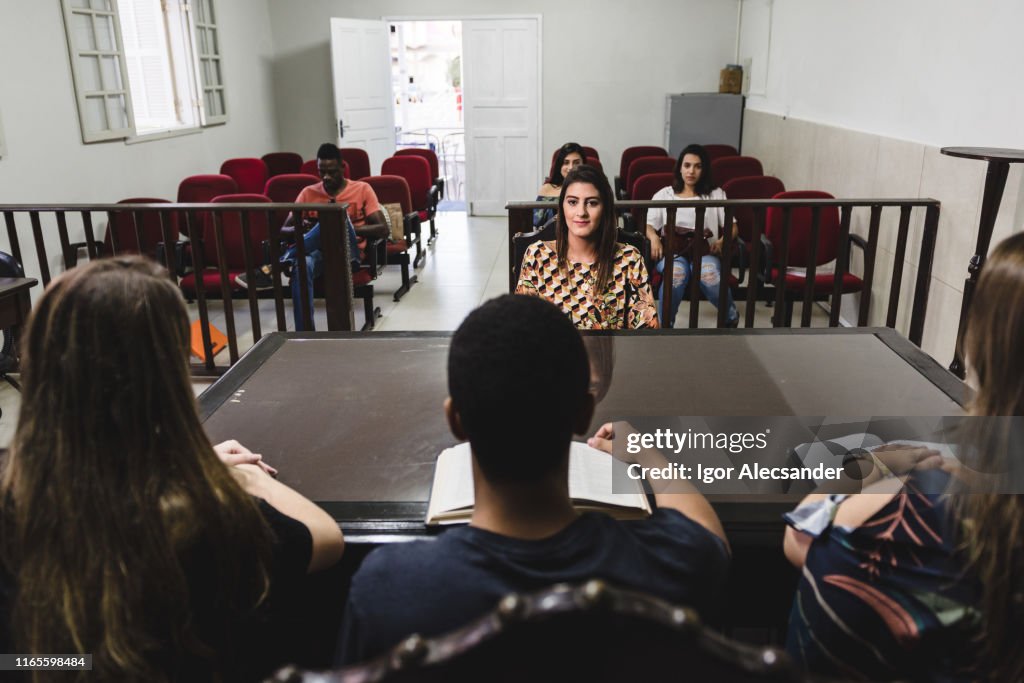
left=426, top=441, right=652, bottom=525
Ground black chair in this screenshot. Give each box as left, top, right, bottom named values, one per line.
left=511, top=221, right=651, bottom=287
left=271, top=580, right=806, bottom=683
left=0, top=251, right=26, bottom=391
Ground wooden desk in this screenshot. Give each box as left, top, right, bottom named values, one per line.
left=199, top=328, right=966, bottom=542
left=0, top=277, right=36, bottom=330
left=940, top=146, right=1024, bottom=377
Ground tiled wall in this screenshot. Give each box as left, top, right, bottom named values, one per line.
left=742, top=109, right=1024, bottom=367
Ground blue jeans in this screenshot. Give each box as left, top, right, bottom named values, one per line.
left=655, top=254, right=738, bottom=327
left=283, top=218, right=360, bottom=331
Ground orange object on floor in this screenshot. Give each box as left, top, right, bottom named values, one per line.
left=190, top=319, right=227, bottom=361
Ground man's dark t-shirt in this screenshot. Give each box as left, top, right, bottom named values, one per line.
left=337, top=508, right=729, bottom=665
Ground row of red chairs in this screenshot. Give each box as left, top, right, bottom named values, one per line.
left=216, top=148, right=442, bottom=244
left=607, top=144, right=862, bottom=326
left=100, top=170, right=427, bottom=330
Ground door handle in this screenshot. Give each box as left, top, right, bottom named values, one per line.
left=338, top=119, right=345, bottom=138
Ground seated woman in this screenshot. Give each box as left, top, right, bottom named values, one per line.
left=516, top=164, right=659, bottom=329
left=953, top=231, right=1024, bottom=683
left=778, top=237, right=1024, bottom=680
left=644, top=143, right=739, bottom=327
left=534, top=142, right=586, bottom=227
left=0, top=257, right=344, bottom=682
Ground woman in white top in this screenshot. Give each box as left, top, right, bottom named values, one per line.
left=645, top=144, right=738, bottom=327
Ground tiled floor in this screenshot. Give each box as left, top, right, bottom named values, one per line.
left=0, top=210, right=836, bottom=446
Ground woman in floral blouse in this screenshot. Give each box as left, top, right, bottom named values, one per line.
left=516, top=165, right=658, bottom=329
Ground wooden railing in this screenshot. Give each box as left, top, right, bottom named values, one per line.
left=507, top=198, right=940, bottom=346
left=0, top=202, right=356, bottom=376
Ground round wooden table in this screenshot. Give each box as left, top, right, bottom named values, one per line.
left=940, top=147, right=1024, bottom=377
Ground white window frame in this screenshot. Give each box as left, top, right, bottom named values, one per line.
left=60, top=0, right=228, bottom=144
left=188, top=0, right=227, bottom=125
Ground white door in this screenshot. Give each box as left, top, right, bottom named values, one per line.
left=330, top=18, right=395, bottom=174
left=462, top=18, right=541, bottom=216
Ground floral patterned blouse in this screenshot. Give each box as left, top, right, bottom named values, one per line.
left=515, top=240, right=659, bottom=330
left=784, top=468, right=980, bottom=681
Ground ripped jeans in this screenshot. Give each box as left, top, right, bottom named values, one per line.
left=655, top=254, right=738, bottom=327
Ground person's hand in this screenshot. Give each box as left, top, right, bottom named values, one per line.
left=647, top=230, right=663, bottom=262
left=213, top=440, right=278, bottom=477
left=870, top=443, right=943, bottom=476
left=710, top=238, right=723, bottom=255
left=587, top=422, right=616, bottom=454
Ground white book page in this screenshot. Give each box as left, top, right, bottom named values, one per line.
left=426, top=444, right=474, bottom=521
left=427, top=442, right=649, bottom=523
left=568, top=442, right=647, bottom=510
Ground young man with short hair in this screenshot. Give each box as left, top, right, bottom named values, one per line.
left=237, top=143, right=388, bottom=330
left=336, top=294, right=729, bottom=664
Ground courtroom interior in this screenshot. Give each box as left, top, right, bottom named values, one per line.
left=0, top=0, right=1021, bottom=681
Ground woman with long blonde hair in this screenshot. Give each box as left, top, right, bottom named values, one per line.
left=0, top=256, right=343, bottom=681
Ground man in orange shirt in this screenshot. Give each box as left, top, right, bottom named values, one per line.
left=239, top=143, right=388, bottom=330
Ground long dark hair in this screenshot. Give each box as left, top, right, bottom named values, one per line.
left=956, top=232, right=1024, bottom=683
left=547, top=142, right=586, bottom=187
left=555, top=165, right=618, bottom=295
left=671, top=143, right=715, bottom=196
left=0, top=257, right=273, bottom=681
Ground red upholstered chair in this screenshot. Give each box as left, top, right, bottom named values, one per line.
left=104, top=198, right=180, bottom=257
left=395, top=147, right=444, bottom=199
left=710, top=156, right=764, bottom=188
left=617, top=146, right=668, bottom=198
left=763, top=190, right=866, bottom=326
left=71, top=198, right=182, bottom=269
left=625, top=157, right=676, bottom=199
left=364, top=174, right=422, bottom=300
left=261, top=152, right=303, bottom=178
left=585, top=156, right=603, bottom=173
left=178, top=193, right=272, bottom=297
left=220, top=158, right=269, bottom=195
left=721, top=175, right=787, bottom=247
left=627, top=172, right=675, bottom=235
left=176, top=174, right=238, bottom=236
left=581, top=145, right=599, bottom=160
left=703, top=144, right=739, bottom=162
left=381, top=155, right=440, bottom=244
left=339, top=147, right=372, bottom=180
left=263, top=173, right=320, bottom=232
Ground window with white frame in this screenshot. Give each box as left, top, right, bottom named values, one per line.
left=60, top=0, right=226, bottom=143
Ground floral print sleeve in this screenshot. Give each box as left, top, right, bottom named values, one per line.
left=625, top=248, right=660, bottom=329
left=515, top=242, right=543, bottom=297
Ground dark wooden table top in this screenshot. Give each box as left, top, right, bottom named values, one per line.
left=0, top=277, right=37, bottom=296
left=940, top=147, right=1024, bottom=163
left=198, top=328, right=965, bottom=541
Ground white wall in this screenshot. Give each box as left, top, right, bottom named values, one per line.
left=0, top=0, right=279, bottom=280
left=737, top=0, right=1024, bottom=365
left=741, top=0, right=1024, bottom=148
left=265, top=0, right=737, bottom=174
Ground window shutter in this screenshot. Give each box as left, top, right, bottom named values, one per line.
left=60, top=0, right=136, bottom=142
left=118, top=0, right=177, bottom=129
left=190, top=0, right=227, bottom=125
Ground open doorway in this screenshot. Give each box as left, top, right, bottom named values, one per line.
left=389, top=21, right=465, bottom=211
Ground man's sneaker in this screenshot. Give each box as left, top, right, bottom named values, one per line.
left=235, top=265, right=276, bottom=291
